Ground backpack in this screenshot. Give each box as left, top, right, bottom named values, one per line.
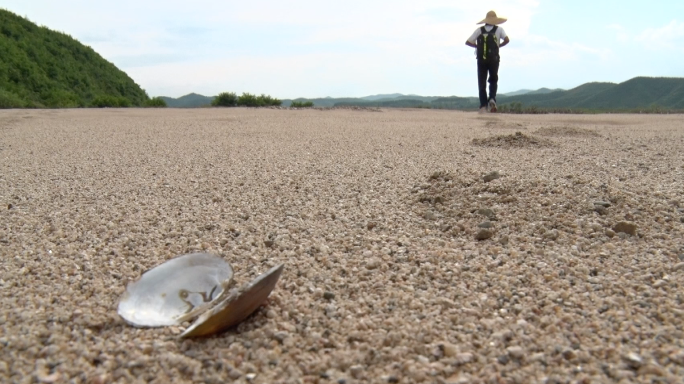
left=476, top=26, right=499, bottom=63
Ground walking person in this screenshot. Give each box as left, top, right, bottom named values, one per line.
left=466, top=11, right=510, bottom=113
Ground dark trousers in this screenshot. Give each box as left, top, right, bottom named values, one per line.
left=477, top=59, right=499, bottom=108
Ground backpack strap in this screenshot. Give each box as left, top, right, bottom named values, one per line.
left=480, top=25, right=498, bottom=35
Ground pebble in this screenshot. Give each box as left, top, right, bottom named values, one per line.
left=622, top=352, right=643, bottom=369
left=441, top=343, right=458, bottom=358
left=543, top=229, right=559, bottom=241
left=613, top=221, right=637, bottom=236
left=477, top=208, right=496, bottom=220
left=323, top=291, right=336, bottom=300
left=365, top=258, right=381, bottom=269
left=483, top=171, right=501, bottom=182
left=506, top=346, right=524, bottom=360
left=672, top=262, right=684, bottom=272
left=478, top=221, right=493, bottom=229
left=349, top=365, right=363, bottom=379
left=475, top=229, right=493, bottom=241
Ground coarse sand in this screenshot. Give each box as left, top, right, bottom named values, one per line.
left=1, top=108, right=684, bottom=383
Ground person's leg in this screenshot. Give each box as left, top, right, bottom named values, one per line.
left=477, top=61, right=488, bottom=108
left=487, top=60, right=500, bottom=103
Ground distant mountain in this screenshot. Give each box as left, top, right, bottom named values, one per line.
left=281, top=97, right=363, bottom=108
left=166, top=76, right=684, bottom=111
left=360, top=93, right=405, bottom=101
left=501, top=77, right=684, bottom=110
left=0, top=9, right=149, bottom=108
left=501, top=89, right=533, bottom=97
left=160, top=93, right=215, bottom=108
left=501, top=88, right=564, bottom=97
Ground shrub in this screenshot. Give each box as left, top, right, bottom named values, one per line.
left=236, top=92, right=258, bottom=107
left=235, top=92, right=281, bottom=107
left=290, top=101, right=314, bottom=108
left=0, top=90, right=26, bottom=108
left=90, top=95, right=131, bottom=108
left=258, top=94, right=282, bottom=106
left=212, top=92, right=238, bottom=107
left=144, top=97, right=167, bottom=108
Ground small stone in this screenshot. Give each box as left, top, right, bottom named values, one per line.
left=668, top=350, right=684, bottom=365
left=424, top=211, right=437, bottom=220
left=605, top=229, right=616, bottom=238
left=652, top=280, right=668, bottom=288
left=367, top=222, right=377, bottom=230
left=387, top=376, right=400, bottom=383
left=594, top=201, right=611, bottom=208
left=543, top=229, right=559, bottom=241
left=365, top=258, right=381, bottom=269
left=38, top=372, right=61, bottom=383
left=638, top=364, right=665, bottom=376
left=478, top=221, right=493, bottom=229
left=323, top=291, right=335, bottom=300
left=475, top=229, right=493, bottom=241
left=613, top=221, right=637, bottom=236
left=445, top=374, right=471, bottom=384
left=273, top=331, right=289, bottom=343
left=483, top=171, right=501, bottom=182
left=497, top=354, right=510, bottom=365
left=507, top=346, right=524, bottom=359
left=672, top=262, right=684, bottom=272
left=455, top=352, right=474, bottom=365
left=7, top=203, right=11, bottom=210
left=228, top=369, right=244, bottom=380
left=349, top=365, right=363, bottom=379
left=246, top=373, right=257, bottom=381
left=264, top=239, right=274, bottom=248
left=594, top=205, right=607, bottom=215
left=622, top=352, right=642, bottom=368
left=477, top=208, right=496, bottom=220
left=562, top=349, right=577, bottom=361
left=441, top=342, right=458, bottom=358
left=498, top=236, right=509, bottom=245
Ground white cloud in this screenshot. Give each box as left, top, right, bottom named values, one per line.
left=635, top=20, right=684, bottom=51
left=607, top=24, right=630, bottom=43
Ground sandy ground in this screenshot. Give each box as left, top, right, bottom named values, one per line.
left=1, top=108, right=683, bottom=384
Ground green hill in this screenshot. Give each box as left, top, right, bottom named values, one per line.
left=0, top=9, right=149, bottom=108
left=501, top=77, right=684, bottom=110
left=160, top=93, right=215, bottom=108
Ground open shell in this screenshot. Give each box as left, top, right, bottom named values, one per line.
left=181, top=264, right=284, bottom=338
left=117, top=253, right=234, bottom=327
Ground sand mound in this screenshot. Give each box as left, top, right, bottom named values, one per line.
left=535, top=126, right=601, bottom=137
left=472, top=131, right=554, bottom=148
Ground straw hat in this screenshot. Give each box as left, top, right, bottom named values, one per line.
left=477, top=10, right=507, bottom=25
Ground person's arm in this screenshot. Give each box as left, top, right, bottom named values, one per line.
left=500, top=36, right=510, bottom=48
left=466, top=41, right=477, bottom=48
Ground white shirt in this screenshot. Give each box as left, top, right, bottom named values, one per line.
left=468, top=24, right=507, bottom=56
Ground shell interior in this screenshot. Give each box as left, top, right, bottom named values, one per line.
left=181, top=263, right=284, bottom=338
left=117, top=253, right=234, bottom=327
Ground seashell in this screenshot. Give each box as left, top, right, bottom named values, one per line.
left=117, top=253, right=234, bottom=327
left=181, top=263, right=284, bottom=338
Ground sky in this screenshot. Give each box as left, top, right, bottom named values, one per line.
left=3, top=0, right=684, bottom=98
